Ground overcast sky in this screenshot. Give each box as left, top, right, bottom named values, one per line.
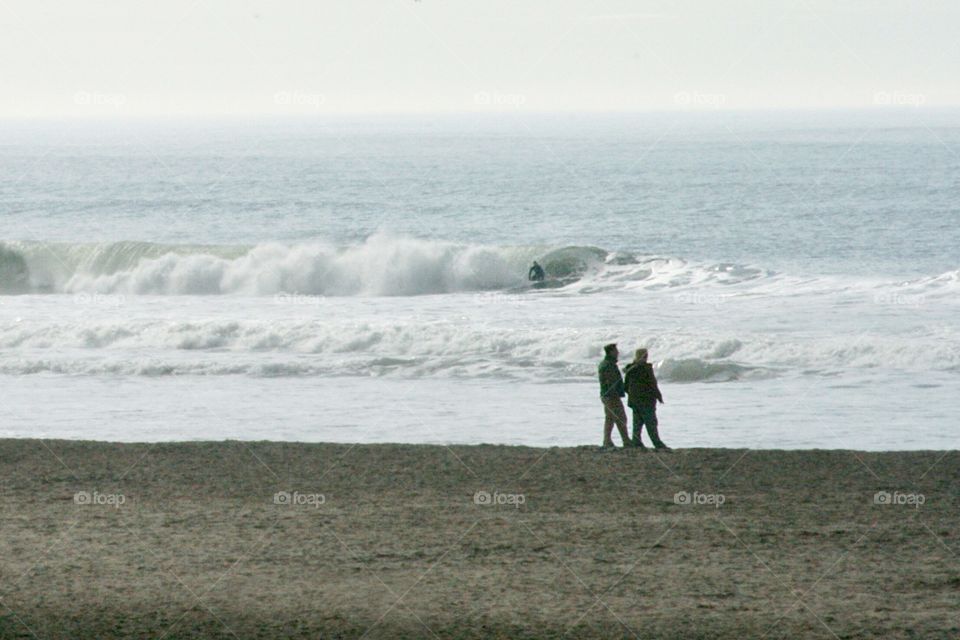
left=2, top=0, right=958, bottom=117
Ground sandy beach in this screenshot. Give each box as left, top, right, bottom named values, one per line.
left=0, top=440, right=956, bottom=639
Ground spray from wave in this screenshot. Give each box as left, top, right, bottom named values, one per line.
left=0, top=235, right=616, bottom=296
left=3, top=234, right=956, bottom=298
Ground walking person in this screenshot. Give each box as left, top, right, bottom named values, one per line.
left=624, top=348, right=670, bottom=450
left=598, top=343, right=631, bottom=448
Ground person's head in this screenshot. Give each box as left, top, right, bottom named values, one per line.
left=603, top=343, right=618, bottom=360
left=532, top=260, right=539, bottom=266
left=633, top=348, right=649, bottom=363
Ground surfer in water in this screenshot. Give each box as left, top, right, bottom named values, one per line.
left=528, top=260, right=545, bottom=282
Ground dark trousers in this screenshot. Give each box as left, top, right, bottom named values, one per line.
left=631, top=403, right=665, bottom=448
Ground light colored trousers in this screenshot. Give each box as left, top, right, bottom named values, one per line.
left=601, top=396, right=629, bottom=446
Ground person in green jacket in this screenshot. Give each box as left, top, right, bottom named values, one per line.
left=598, top=343, right=631, bottom=448
left=623, top=348, right=670, bottom=450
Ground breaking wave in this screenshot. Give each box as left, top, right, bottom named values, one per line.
left=0, top=235, right=606, bottom=296
left=2, top=234, right=956, bottom=383
left=4, top=235, right=955, bottom=299
left=0, top=234, right=794, bottom=297
left=3, top=235, right=956, bottom=299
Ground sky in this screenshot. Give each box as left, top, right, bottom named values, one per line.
left=1, top=0, right=958, bottom=117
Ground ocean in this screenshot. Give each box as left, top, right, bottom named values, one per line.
left=1, top=111, right=957, bottom=449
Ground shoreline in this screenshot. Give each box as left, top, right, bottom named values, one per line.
left=3, top=436, right=955, bottom=453
left=2, top=440, right=956, bottom=639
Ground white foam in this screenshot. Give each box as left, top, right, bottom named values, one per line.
left=2, top=314, right=957, bottom=379
left=3, top=236, right=957, bottom=301
left=3, top=235, right=543, bottom=296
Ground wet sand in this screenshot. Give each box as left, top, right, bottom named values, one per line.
left=0, top=440, right=957, bottom=639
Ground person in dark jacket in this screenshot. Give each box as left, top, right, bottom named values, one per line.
left=598, top=343, right=631, bottom=448
left=623, top=348, right=670, bottom=450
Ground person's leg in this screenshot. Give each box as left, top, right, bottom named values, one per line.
left=612, top=398, right=631, bottom=447
left=643, top=405, right=669, bottom=449
left=630, top=407, right=647, bottom=449
left=602, top=398, right=615, bottom=447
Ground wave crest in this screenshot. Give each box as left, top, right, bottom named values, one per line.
left=2, top=236, right=956, bottom=299
left=1, top=236, right=611, bottom=296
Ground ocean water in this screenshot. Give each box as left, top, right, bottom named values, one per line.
left=1, top=112, right=957, bottom=449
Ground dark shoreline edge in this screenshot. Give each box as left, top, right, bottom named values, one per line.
left=2, top=438, right=955, bottom=453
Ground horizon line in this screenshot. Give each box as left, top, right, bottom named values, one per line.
left=2, top=105, right=959, bottom=121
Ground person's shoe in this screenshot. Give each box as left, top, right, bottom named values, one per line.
left=654, top=444, right=672, bottom=451
left=601, top=441, right=616, bottom=450
left=632, top=437, right=647, bottom=450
